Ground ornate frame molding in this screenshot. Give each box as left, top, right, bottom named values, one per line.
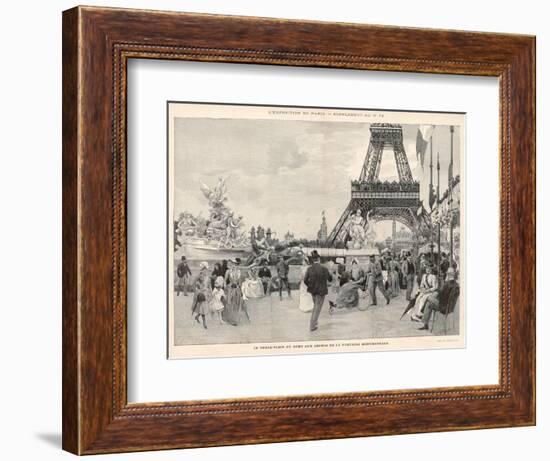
left=63, top=6, right=535, bottom=454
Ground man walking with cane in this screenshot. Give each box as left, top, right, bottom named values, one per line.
left=367, top=254, right=390, bottom=306
left=276, top=256, right=292, bottom=301
left=304, top=250, right=333, bottom=332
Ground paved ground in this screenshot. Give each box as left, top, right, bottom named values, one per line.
left=174, top=286, right=459, bottom=346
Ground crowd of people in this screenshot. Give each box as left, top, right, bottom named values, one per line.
left=174, top=249, right=459, bottom=333
left=324, top=250, right=460, bottom=331
left=175, top=255, right=295, bottom=329
left=176, top=257, right=248, bottom=329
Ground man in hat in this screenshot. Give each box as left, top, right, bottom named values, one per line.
left=366, top=255, right=390, bottom=306
left=176, top=255, right=192, bottom=296
left=258, top=260, right=272, bottom=295
left=418, top=267, right=459, bottom=330
left=276, top=256, right=291, bottom=301
left=304, top=250, right=333, bottom=331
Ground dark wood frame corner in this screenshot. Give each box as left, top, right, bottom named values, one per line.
left=62, top=5, right=536, bottom=455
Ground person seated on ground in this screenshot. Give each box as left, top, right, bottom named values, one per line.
left=339, top=267, right=351, bottom=286
left=335, top=257, right=346, bottom=287
left=328, top=278, right=366, bottom=313
left=349, top=258, right=365, bottom=283
left=411, top=263, right=438, bottom=321
left=329, top=259, right=369, bottom=313
left=418, top=268, right=459, bottom=330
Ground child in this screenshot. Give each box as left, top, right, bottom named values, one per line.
left=191, top=263, right=210, bottom=329
left=210, top=276, right=226, bottom=325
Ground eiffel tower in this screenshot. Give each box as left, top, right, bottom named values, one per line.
left=327, top=123, right=431, bottom=245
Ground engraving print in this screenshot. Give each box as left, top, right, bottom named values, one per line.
left=168, top=102, right=464, bottom=359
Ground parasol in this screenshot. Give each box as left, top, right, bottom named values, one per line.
left=399, top=295, right=418, bottom=320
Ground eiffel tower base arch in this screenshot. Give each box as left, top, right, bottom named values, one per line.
left=328, top=198, right=431, bottom=251
left=327, top=123, right=433, bottom=252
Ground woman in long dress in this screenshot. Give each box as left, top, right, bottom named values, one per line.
left=411, top=265, right=438, bottom=321
left=298, top=258, right=314, bottom=313
left=223, top=260, right=250, bottom=326
left=389, top=257, right=400, bottom=297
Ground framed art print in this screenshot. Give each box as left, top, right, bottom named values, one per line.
left=62, top=6, right=535, bottom=454
left=167, top=102, right=466, bottom=360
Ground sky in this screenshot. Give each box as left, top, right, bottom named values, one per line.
left=173, top=117, right=460, bottom=240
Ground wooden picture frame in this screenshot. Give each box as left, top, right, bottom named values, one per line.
left=62, top=5, right=536, bottom=455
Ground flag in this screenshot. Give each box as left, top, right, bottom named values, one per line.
left=416, top=125, right=435, bottom=170
left=429, top=184, right=436, bottom=210
left=416, top=130, right=428, bottom=169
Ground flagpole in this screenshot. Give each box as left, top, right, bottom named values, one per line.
left=449, top=126, right=454, bottom=267
left=429, top=135, right=434, bottom=261
left=429, top=135, right=434, bottom=201
left=437, top=151, right=441, bottom=280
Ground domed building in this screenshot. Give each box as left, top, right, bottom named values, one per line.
left=391, top=224, right=414, bottom=253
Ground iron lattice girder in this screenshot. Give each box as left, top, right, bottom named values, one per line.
left=328, top=200, right=426, bottom=243
left=327, top=182, right=432, bottom=243
left=359, top=124, right=414, bottom=184
left=351, top=198, right=420, bottom=210
left=351, top=180, right=420, bottom=206
left=326, top=202, right=353, bottom=243
left=370, top=206, right=420, bottom=228
left=329, top=124, right=425, bottom=244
